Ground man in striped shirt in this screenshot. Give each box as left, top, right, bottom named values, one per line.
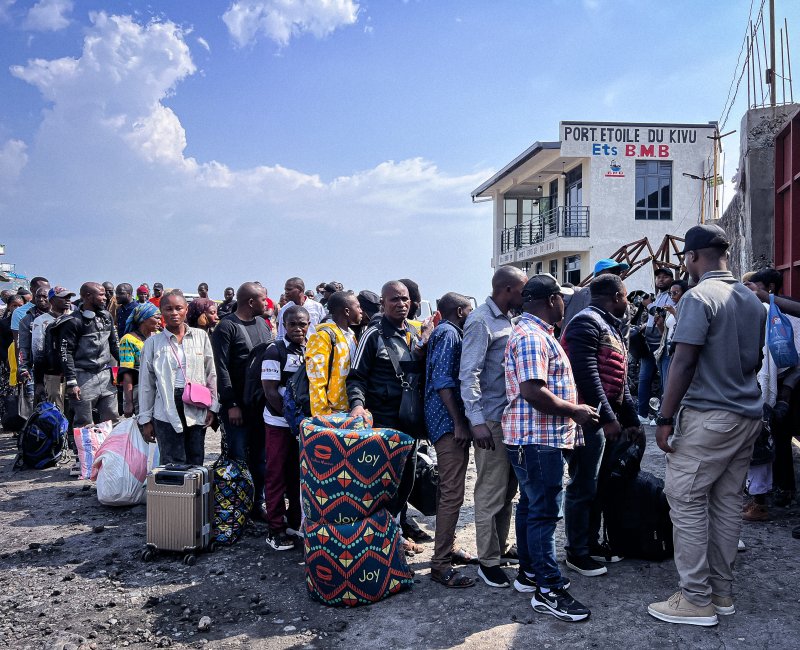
left=502, top=274, right=599, bottom=623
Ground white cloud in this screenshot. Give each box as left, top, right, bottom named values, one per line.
left=196, top=36, right=210, bottom=51
left=0, top=0, right=16, bottom=23
left=23, top=0, right=73, bottom=32
left=0, top=139, right=28, bottom=189
left=222, top=0, right=359, bottom=47
left=3, top=12, right=491, bottom=301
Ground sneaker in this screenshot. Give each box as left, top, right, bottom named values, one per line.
left=500, top=544, right=520, bottom=565
left=513, top=569, right=570, bottom=593
left=647, top=591, right=718, bottom=627
left=69, top=461, right=81, bottom=477
left=737, top=539, right=747, bottom=552
left=711, top=594, right=735, bottom=616
left=589, top=541, right=624, bottom=563
left=477, top=563, right=510, bottom=588
left=265, top=529, right=295, bottom=551
left=531, top=587, right=590, bottom=622
left=638, top=414, right=649, bottom=425
left=742, top=501, right=769, bottom=522
left=565, top=555, right=607, bottom=577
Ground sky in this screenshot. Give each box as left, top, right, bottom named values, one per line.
left=1, top=0, right=799, bottom=302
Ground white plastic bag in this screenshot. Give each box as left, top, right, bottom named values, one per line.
left=91, top=418, right=158, bottom=506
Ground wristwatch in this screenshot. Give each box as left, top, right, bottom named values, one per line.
left=655, top=414, right=674, bottom=426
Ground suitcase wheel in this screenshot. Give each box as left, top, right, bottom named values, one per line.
left=141, top=549, right=155, bottom=562
left=183, top=554, right=197, bottom=566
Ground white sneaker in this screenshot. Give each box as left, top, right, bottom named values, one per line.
left=737, top=539, right=746, bottom=552
left=638, top=415, right=649, bottom=424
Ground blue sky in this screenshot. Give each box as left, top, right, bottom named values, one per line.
left=1, top=0, right=798, bottom=302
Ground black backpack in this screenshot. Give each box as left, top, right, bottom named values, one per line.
left=242, top=341, right=273, bottom=409
left=603, top=470, right=674, bottom=561
left=40, top=314, right=72, bottom=376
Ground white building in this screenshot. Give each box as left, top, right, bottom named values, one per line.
left=472, top=120, right=718, bottom=291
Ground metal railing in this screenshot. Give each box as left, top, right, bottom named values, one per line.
left=500, top=206, right=590, bottom=253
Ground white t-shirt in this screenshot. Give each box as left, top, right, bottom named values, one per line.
left=260, top=341, right=304, bottom=427
left=277, top=298, right=326, bottom=339
left=170, top=342, right=187, bottom=389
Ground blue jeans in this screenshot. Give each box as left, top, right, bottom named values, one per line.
left=637, top=355, right=657, bottom=417
left=659, top=352, right=672, bottom=390
left=506, top=443, right=567, bottom=589
left=564, top=425, right=605, bottom=558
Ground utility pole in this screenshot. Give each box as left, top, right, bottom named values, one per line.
left=769, top=0, right=777, bottom=106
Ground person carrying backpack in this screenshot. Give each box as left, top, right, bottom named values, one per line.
left=211, top=282, right=273, bottom=520
left=33, top=287, right=76, bottom=413
left=560, top=274, right=642, bottom=577
left=306, top=291, right=362, bottom=417
left=260, top=304, right=309, bottom=551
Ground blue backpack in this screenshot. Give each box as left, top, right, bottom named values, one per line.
left=767, top=295, right=799, bottom=368
left=14, top=402, right=69, bottom=470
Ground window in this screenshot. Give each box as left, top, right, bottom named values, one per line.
left=563, top=255, right=581, bottom=285
left=535, top=261, right=543, bottom=275
left=549, top=259, right=558, bottom=277
left=635, top=161, right=672, bottom=220
left=504, top=199, right=518, bottom=229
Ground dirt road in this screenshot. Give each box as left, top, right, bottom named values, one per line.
left=0, top=426, right=798, bottom=650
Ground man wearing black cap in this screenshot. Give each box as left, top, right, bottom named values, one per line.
left=635, top=266, right=676, bottom=422
left=648, top=224, right=764, bottom=627
left=503, top=273, right=599, bottom=622
left=353, top=290, right=380, bottom=340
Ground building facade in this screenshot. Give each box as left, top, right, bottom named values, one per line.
left=472, top=120, right=718, bottom=290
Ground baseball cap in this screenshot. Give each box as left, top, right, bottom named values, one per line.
left=655, top=267, right=674, bottom=278
left=136, top=284, right=149, bottom=294
left=153, top=282, right=163, bottom=290
left=680, top=224, right=730, bottom=254
left=522, top=274, right=574, bottom=301
left=594, top=258, right=630, bottom=275
left=357, top=290, right=381, bottom=317
left=48, top=286, right=75, bottom=299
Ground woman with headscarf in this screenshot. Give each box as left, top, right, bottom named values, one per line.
left=186, top=298, right=219, bottom=332
left=118, top=302, right=161, bottom=417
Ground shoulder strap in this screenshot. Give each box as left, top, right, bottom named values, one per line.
left=381, top=332, right=405, bottom=381
left=165, top=332, right=189, bottom=384
left=325, top=328, right=338, bottom=389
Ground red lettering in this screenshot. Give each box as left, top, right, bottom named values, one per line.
left=658, top=145, right=670, bottom=157
left=640, top=145, right=655, bottom=157
left=625, top=144, right=636, bottom=156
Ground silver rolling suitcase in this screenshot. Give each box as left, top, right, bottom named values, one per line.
left=142, top=464, right=212, bottom=565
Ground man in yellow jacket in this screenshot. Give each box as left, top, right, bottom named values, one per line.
left=306, top=291, right=363, bottom=416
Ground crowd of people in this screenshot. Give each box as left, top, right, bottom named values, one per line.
left=0, top=223, right=798, bottom=625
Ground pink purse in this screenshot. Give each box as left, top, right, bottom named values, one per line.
left=167, top=334, right=213, bottom=409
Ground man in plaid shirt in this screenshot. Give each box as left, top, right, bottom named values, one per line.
left=502, top=274, right=599, bottom=623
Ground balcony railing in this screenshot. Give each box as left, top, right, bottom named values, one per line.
left=500, top=206, right=590, bottom=253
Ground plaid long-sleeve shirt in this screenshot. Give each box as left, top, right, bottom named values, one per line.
left=502, top=313, right=583, bottom=449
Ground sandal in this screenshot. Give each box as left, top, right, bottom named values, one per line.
left=431, top=567, right=475, bottom=589
left=449, top=547, right=477, bottom=565
left=402, top=539, right=424, bottom=555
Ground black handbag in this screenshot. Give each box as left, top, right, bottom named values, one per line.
left=409, top=449, right=438, bottom=516
left=382, top=335, right=426, bottom=438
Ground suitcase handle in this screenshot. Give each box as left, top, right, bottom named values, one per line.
left=165, top=463, right=194, bottom=471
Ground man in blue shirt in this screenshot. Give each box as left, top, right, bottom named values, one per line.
left=425, top=292, right=474, bottom=588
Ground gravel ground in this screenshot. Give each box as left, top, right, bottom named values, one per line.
left=0, top=425, right=798, bottom=650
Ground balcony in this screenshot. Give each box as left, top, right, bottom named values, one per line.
left=500, top=206, right=590, bottom=254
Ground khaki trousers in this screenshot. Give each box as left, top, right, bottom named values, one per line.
left=665, top=406, right=761, bottom=606
left=474, top=420, right=518, bottom=566
left=432, top=432, right=470, bottom=574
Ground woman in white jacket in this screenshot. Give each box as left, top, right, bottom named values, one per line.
left=137, top=289, right=218, bottom=465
